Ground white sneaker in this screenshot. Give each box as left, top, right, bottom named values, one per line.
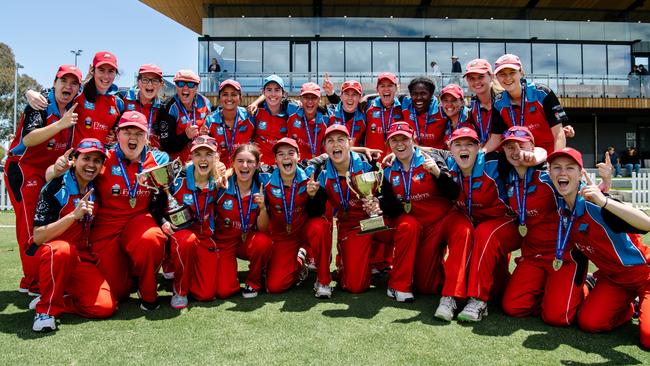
left=314, top=282, right=332, bottom=299
left=434, top=296, right=457, bottom=321
left=29, top=296, right=41, bottom=310
left=297, top=248, right=309, bottom=283
left=33, top=313, right=56, bottom=332
left=242, top=285, right=258, bottom=298
left=457, top=298, right=488, bottom=322
left=18, top=287, right=29, bottom=294
left=386, top=287, right=414, bottom=303
left=162, top=272, right=175, bottom=280
left=170, top=294, right=188, bottom=309
left=307, top=258, right=317, bottom=272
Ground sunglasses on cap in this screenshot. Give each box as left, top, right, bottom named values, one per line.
left=502, top=129, right=532, bottom=139
left=175, top=81, right=198, bottom=89
left=193, top=136, right=218, bottom=146
left=77, top=140, right=105, bottom=150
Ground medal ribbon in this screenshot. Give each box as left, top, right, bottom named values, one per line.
left=556, top=199, right=577, bottom=262
left=508, top=80, right=527, bottom=127
left=234, top=180, right=255, bottom=235
left=279, top=176, right=297, bottom=227
left=137, top=100, right=156, bottom=137
left=177, top=96, right=197, bottom=126
left=117, top=147, right=145, bottom=202
left=222, top=111, right=240, bottom=156
left=473, top=99, right=492, bottom=144
left=512, top=169, right=528, bottom=227
left=329, top=157, right=352, bottom=214
left=193, top=188, right=211, bottom=227
left=459, top=172, right=473, bottom=219
left=380, top=105, right=395, bottom=140
left=399, top=155, right=415, bottom=205
left=305, top=112, right=322, bottom=157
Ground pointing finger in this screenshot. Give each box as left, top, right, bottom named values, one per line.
left=605, top=151, right=611, bottom=166
left=325, top=72, right=329, bottom=81
left=582, top=170, right=595, bottom=186
left=67, top=103, right=78, bottom=114
left=81, top=188, right=94, bottom=202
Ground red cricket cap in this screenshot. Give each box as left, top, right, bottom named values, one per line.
left=440, top=84, right=464, bottom=99
left=56, top=65, right=83, bottom=84
left=494, top=54, right=522, bottom=74
left=500, top=126, right=535, bottom=146
left=191, top=136, right=218, bottom=153
left=272, top=137, right=300, bottom=154
left=118, top=111, right=148, bottom=132
left=449, top=127, right=479, bottom=144
left=300, top=82, right=321, bottom=97
left=341, top=80, right=362, bottom=95
left=75, top=138, right=107, bottom=158
left=386, top=121, right=414, bottom=141
left=173, top=69, right=200, bottom=83
left=138, top=64, right=163, bottom=78
left=219, top=79, right=241, bottom=92
left=547, top=147, right=584, bottom=169
left=376, top=72, right=398, bottom=85
left=324, top=124, right=350, bottom=139
left=93, top=51, right=118, bottom=69
left=463, top=58, right=492, bottom=77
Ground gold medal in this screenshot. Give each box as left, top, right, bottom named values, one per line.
left=129, top=197, right=137, bottom=208
left=518, top=224, right=527, bottom=237
left=552, top=258, right=563, bottom=271
left=403, top=202, right=412, bottom=213
left=286, top=224, right=292, bottom=234
left=241, top=232, right=248, bottom=242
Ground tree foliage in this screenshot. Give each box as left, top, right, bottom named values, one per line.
left=0, top=43, right=43, bottom=141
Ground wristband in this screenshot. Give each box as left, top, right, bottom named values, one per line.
left=602, top=196, right=609, bottom=209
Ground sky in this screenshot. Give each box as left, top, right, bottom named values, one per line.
left=1, top=0, right=198, bottom=89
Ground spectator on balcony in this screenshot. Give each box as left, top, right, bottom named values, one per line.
left=430, top=61, right=442, bottom=92
left=628, top=65, right=640, bottom=97
left=639, top=65, right=649, bottom=97
left=451, top=56, right=462, bottom=85
left=621, top=146, right=642, bottom=177
left=603, top=146, right=622, bottom=177
left=208, top=58, right=221, bottom=73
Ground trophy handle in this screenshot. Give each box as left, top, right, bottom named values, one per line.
left=136, top=172, right=160, bottom=194
left=171, top=158, right=184, bottom=180
left=345, top=171, right=362, bottom=199
left=375, top=167, right=384, bottom=194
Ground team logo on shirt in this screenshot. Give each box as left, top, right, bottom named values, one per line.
left=216, top=127, right=224, bottom=135
left=414, top=172, right=425, bottom=181
left=183, top=194, right=193, bottom=205
left=73, top=198, right=80, bottom=207
left=529, top=106, right=536, bottom=113
left=84, top=117, right=92, bottom=129
left=239, top=125, right=248, bottom=132
left=200, top=112, right=206, bottom=119
left=280, top=127, right=287, bottom=133
left=111, top=166, right=122, bottom=175
left=271, top=188, right=282, bottom=198
left=223, top=199, right=233, bottom=210
left=224, top=217, right=231, bottom=227
left=127, top=104, right=136, bottom=111
left=258, top=121, right=267, bottom=130
left=84, top=100, right=95, bottom=110
left=293, top=120, right=302, bottom=128
left=392, top=175, right=400, bottom=186
left=274, top=204, right=282, bottom=213
left=109, top=107, right=117, bottom=115
left=372, top=111, right=381, bottom=118
left=353, top=125, right=362, bottom=132
left=395, top=114, right=403, bottom=119
left=111, top=184, right=120, bottom=196
left=47, top=139, right=56, bottom=150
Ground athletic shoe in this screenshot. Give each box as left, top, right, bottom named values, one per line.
left=386, top=287, right=414, bottom=303
left=297, top=248, right=309, bottom=283
left=170, top=294, right=188, bottom=309
left=634, top=296, right=640, bottom=319
left=139, top=299, right=160, bottom=311
left=18, top=287, right=29, bottom=294
left=314, top=282, right=332, bottom=299
left=32, top=313, right=56, bottom=332
left=29, top=296, right=41, bottom=310
left=585, top=273, right=597, bottom=292
left=434, top=296, right=457, bottom=321
left=28, top=291, right=40, bottom=297
left=162, top=272, right=175, bottom=280
left=242, top=285, right=258, bottom=299
left=307, top=258, right=317, bottom=272
left=458, top=298, right=488, bottom=322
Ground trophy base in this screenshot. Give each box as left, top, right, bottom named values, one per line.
left=359, top=215, right=390, bottom=235
left=167, top=205, right=195, bottom=230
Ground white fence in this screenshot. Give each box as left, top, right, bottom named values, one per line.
left=0, top=177, right=12, bottom=210
left=631, top=172, right=650, bottom=209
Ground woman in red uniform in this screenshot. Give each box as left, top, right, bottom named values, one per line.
left=437, top=84, right=474, bottom=149
left=463, top=59, right=502, bottom=147
left=206, top=144, right=272, bottom=299
left=207, top=80, right=255, bottom=167
left=30, top=138, right=116, bottom=331
left=364, top=73, right=404, bottom=157
left=287, top=82, right=331, bottom=161
left=547, top=147, right=650, bottom=349
left=326, top=80, right=366, bottom=147
left=6, top=65, right=82, bottom=295
left=487, top=54, right=568, bottom=153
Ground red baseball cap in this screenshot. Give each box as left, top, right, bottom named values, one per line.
left=191, top=136, right=218, bottom=153
left=494, top=54, right=523, bottom=74
left=324, top=124, right=350, bottom=139
left=173, top=69, right=200, bottom=84
left=547, top=147, right=584, bottom=169
left=272, top=137, right=300, bottom=154
left=118, top=111, right=148, bottom=132
left=341, top=80, right=362, bottom=95
left=55, top=65, right=83, bottom=84
left=500, top=126, right=535, bottom=146
left=376, top=72, right=398, bottom=85
left=463, top=59, right=492, bottom=77
left=138, top=64, right=163, bottom=78
left=440, top=84, right=464, bottom=99
left=449, top=127, right=479, bottom=144
left=300, top=82, right=321, bottom=97
left=93, top=51, right=118, bottom=69
left=75, top=138, right=107, bottom=158
left=386, top=121, right=414, bottom=141
left=219, top=79, right=241, bottom=92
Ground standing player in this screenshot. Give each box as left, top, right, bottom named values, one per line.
left=399, top=77, right=442, bottom=149
left=463, top=59, right=502, bottom=147
left=547, top=147, right=650, bottom=349
left=437, top=84, right=473, bottom=149
left=5, top=65, right=82, bottom=295
left=287, top=82, right=330, bottom=161
left=30, top=138, right=116, bottom=331
left=326, top=79, right=367, bottom=147
left=364, top=73, right=404, bottom=158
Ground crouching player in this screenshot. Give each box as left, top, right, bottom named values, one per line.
left=548, top=148, right=650, bottom=349
left=30, top=138, right=116, bottom=332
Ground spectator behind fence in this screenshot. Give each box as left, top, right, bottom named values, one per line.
left=621, top=147, right=642, bottom=177
left=603, top=146, right=622, bottom=177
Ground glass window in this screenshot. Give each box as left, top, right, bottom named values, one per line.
left=607, top=45, right=631, bottom=76
left=399, top=42, right=425, bottom=74
left=236, top=41, right=262, bottom=73
left=373, top=42, right=398, bottom=73
left=479, top=42, right=505, bottom=66
left=199, top=41, right=208, bottom=73
left=477, top=19, right=504, bottom=39
left=263, top=41, right=289, bottom=74
left=292, top=42, right=310, bottom=73
left=583, top=44, right=607, bottom=75
left=506, top=43, right=531, bottom=72
left=345, top=41, right=371, bottom=74
left=579, top=22, right=605, bottom=41
left=557, top=44, right=582, bottom=75
left=555, top=21, right=581, bottom=41
left=427, top=42, right=452, bottom=73
left=532, top=43, right=556, bottom=74
left=317, top=41, right=344, bottom=74
left=452, top=42, right=479, bottom=67
left=210, top=41, right=235, bottom=73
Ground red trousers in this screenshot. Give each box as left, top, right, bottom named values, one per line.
left=168, top=229, right=203, bottom=297
left=36, top=240, right=116, bottom=318
left=267, top=218, right=329, bottom=294
left=4, top=162, right=43, bottom=292
left=577, top=273, right=650, bottom=349
left=413, top=209, right=473, bottom=298
left=502, top=256, right=586, bottom=326
left=191, top=232, right=272, bottom=300
left=466, top=217, right=521, bottom=301
left=90, top=214, right=166, bottom=303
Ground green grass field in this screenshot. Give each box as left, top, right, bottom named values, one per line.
left=0, top=211, right=648, bottom=365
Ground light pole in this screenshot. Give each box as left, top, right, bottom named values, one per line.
left=13, top=62, right=24, bottom=133
left=70, top=49, right=83, bottom=67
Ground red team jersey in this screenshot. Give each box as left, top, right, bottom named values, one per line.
left=365, top=98, right=404, bottom=156
left=170, top=164, right=218, bottom=238
left=401, top=97, right=444, bottom=149
left=286, top=108, right=330, bottom=161
left=122, top=88, right=164, bottom=149
left=214, top=174, right=270, bottom=243
left=207, top=106, right=255, bottom=167
left=469, top=97, right=493, bottom=145
left=73, top=85, right=124, bottom=146
left=166, top=94, right=212, bottom=161
left=264, top=167, right=311, bottom=238
left=329, top=103, right=366, bottom=147
left=252, top=102, right=297, bottom=166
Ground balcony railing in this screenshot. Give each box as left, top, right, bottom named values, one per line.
left=162, top=73, right=650, bottom=99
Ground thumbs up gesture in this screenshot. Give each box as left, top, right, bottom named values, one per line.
left=307, top=172, right=320, bottom=197
left=58, top=103, right=78, bottom=130
left=73, top=189, right=94, bottom=220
